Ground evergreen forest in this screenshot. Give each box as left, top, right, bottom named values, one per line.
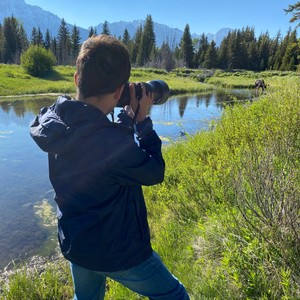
left=0, top=14, right=299, bottom=73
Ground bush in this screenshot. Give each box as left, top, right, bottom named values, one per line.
left=21, top=46, right=56, bottom=77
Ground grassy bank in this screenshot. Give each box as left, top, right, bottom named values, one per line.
left=0, top=65, right=75, bottom=97
left=145, top=75, right=300, bottom=299
left=205, top=69, right=298, bottom=89
left=0, top=64, right=214, bottom=98
left=2, top=64, right=296, bottom=99
left=1, top=69, right=300, bottom=299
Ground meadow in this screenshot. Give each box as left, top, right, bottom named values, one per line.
left=0, top=66, right=299, bottom=299
left=0, top=63, right=295, bottom=98
left=0, top=64, right=214, bottom=98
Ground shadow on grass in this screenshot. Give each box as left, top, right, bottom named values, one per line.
left=44, top=69, right=68, bottom=81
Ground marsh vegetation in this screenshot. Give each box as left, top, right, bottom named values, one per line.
left=0, top=67, right=299, bottom=299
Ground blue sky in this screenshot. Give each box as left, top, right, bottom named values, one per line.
left=24, top=0, right=296, bottom=37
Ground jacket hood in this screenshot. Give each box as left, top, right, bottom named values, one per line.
left=30, top=96, right=109, bottom=154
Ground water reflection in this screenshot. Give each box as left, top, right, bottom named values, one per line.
left=0, top=98, right=55, bottom=269
left=0, top=89, right=252, bottom=269
left=0, top=98, right=53, bottom=119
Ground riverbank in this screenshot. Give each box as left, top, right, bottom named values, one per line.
left=1, top=70, right=299, bottom=299
left=0, top=64, right=213, bottom=98
left=1, top=64, right=296, bottom=100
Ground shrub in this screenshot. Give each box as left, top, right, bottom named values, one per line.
left=21, top=46, right=56, bottom=77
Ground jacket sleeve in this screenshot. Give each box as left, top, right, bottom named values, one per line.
left=108, top=115, right=165, bottom=186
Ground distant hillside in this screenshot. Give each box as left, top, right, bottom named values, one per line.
left=98, top=20, right=185, bottom=48
left=0, top=0, right=231, bottom=46
left=0, top=0, right=88, bottom=41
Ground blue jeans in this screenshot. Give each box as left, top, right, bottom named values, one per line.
left=70, top=251, right=190, bottom=300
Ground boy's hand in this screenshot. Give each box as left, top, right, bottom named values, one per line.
left=128, top=83, right=153, bottom=123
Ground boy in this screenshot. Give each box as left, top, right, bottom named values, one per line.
left=30, top=34, right=189, bottom=300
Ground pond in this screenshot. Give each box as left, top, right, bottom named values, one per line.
left=0, top=88, right=253, bottom=270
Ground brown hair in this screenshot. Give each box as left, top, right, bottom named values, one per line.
left=76, top=34, right=131, bottom=98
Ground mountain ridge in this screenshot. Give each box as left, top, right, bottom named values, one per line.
left=0, top=0, right=231, bottom=46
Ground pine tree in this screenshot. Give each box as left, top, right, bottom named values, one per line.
left=226, top=31, right=237, bottom=69
left=268, top=31, right=281, bottom=70
left=137, top=15, right=156, bottom=66
left=203, top=40, right=218, bottom=69
left=18, top=23, right=29, bottom=53
left=122, top=29, right=131, bottom=47
left=51, top=37, right=57, bottom=59
left=57, top=18, right=71, bottom=65
left=218, top=34, right=230, bottom=69
left=5, top=16, right=18, bottom=63
left=160, top=41, right=175, bottom=71
left=173, top=45, right=181, bottom=64
left=31, top=27, right=44, bottom=46
left=285, top=2, right=300, bottom=26
left=195, top=33, right=209, bottom=67
left=131, top=25, right=142, bottom=65
left=88, top=27, right=97, bottom=37
left=180, top=24, right=194, bottom=68
left=44, top=29, right=51, bottom=50
left=275, top=28, right=292, bottom=70
left=30, top=27, right=37, bottom=44
left=243, top=26, right=256, bottom=43
left=236, top=29, right=249, bottom=69
left=257, top=32, right=270, bottom=70
left=248, top=41, right=259, bottom=70
left=37, top=27, right=44, bottom=46
left=102, top=21, right=110, bottom=35
left=228, top=30, right=240, bottom=69
left=70, top=24, right=81, bottom=64
left=281, top=29, right=299, bottom=70
left=3, top=16, right=26, bottom=63
left=122, top=28, right=132, bottom=58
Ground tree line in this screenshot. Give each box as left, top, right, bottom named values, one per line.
left=0, top=14, right=299, bottom=72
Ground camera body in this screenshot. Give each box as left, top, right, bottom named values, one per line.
left=116, top=80, right=170, bottom=107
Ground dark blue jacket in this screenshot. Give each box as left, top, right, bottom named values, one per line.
left=30, top=96, right=165, bottom=272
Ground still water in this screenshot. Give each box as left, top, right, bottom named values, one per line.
left=0, top=89, right=252, bottom=269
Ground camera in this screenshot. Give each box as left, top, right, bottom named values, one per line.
left=117, top=80, right=170, bottom=107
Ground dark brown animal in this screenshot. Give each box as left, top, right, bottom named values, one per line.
left=255, top=79, right=267, bottom=96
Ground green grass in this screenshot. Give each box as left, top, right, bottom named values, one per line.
left=206, top=69, right=298, bottom=89
left=130, top=68, right=215, bottom=95
left=1, top=67, right=300, bottom=299
left=109, top=73, right=300, bottom=299
left=0, top=65, right=213, bottom=99
left=1, top=65, right=298, bottom=100
left=0, top=64, right=75, bottom=97
left=104, top=73, right=300, bottom=299
left=0, top=256, right=73, bottom=300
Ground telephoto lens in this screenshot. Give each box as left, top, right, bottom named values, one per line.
left=117, top=80, right=170, bottom=107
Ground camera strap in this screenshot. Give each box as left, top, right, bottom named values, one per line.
left=133, top=102, right=140, bottom=123
left=110, top=109, right=115, bottom=122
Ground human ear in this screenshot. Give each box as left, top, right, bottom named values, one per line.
left=114, top=84, right=125, bottom=100
left=74, top=72, right=79, bottom=86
